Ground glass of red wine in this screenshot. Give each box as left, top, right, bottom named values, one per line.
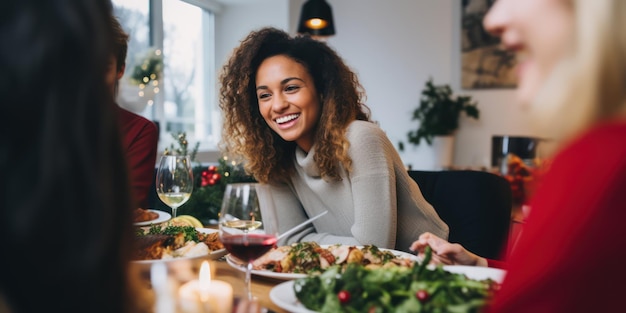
left=218, top=183, right=278, bottom=300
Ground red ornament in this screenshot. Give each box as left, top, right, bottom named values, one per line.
left=199, top=166, right=221, bottom=187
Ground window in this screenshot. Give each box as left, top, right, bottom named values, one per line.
left=113, top=0, right=219, bottom=154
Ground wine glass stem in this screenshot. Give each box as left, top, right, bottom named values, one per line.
left=246, top=261, right=253, bottom=300
left=171, top=207, right=177, bottom=218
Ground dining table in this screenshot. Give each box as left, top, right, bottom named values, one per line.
left=212, top=257, right=289, bottom=313
left=132, top=230, right=291, bottom=313
left=133, top=255, right=291, bottom=313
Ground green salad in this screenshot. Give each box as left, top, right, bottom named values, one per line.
left=136, top=224, right=200, bottom=242
left=293, top=247, right=499, bottom=313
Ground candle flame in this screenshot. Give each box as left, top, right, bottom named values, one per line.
left=199, top=261, right=211, bottom=301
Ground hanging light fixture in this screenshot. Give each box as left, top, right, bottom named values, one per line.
left=297, top=0, right=336, bottom=37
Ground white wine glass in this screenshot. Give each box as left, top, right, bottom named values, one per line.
left=155, top=155, right=194, bottom=218
left=218, top=183, right=278, bottom=300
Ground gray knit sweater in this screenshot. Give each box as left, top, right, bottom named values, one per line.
left=271, top=120, right=449, bottom=252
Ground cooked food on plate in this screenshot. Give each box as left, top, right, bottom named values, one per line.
left=133, top=225, right=223, bottom=260
left=133, top=208, right=159, bottom=223
left=252, top=242, right=414, bottom=274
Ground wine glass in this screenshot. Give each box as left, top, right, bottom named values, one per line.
left=218, top=183, right=278, bottom=300
left=155, top=155, right=194, bottom=218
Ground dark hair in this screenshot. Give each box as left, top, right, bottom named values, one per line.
left=110, top=14, right=129, bottom=72
left=0, top=0, right=139, bottom=312
left=220, top=27, right=370, bottom=183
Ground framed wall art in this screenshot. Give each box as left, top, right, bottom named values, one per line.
left=461, top=0, right=517, bottom=89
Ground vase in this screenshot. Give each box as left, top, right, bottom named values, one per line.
left=432, top=135, right=455, bottom=170
left=405, top=135, right=456, bottom=171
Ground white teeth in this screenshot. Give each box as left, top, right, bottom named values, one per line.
left=275, top=114, right=299, bottom=124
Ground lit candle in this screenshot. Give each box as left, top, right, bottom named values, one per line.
left=178, top=261, right=233, bottom=313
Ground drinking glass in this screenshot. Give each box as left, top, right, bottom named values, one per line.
left=155, top=155, right=194, bottom=218
left=218, top=183, right=278, bottom=300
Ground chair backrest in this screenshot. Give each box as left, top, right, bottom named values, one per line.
left=408, top=170, right=512, bottom=260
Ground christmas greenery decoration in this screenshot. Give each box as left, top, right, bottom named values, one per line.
left=130, top=48, right=163, bottom=85
left=164, top=132, right=199, bottom=160
left=182, top=157, right=256, bottom=223
left=154, top=132, right=256, bottom=223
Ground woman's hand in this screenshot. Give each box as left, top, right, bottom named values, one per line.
left=410, top=232, right=488, bottom=267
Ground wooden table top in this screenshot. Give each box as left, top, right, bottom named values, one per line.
left=213, top=258, right=289, bottom=313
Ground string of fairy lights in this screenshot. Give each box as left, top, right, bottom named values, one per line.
left=131, top=48, right=163, bottom=106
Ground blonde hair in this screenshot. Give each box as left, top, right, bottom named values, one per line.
left=532, top=0, right=626, bottom=154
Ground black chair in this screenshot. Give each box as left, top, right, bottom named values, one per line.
left=408, top=170, right=512, bottom=260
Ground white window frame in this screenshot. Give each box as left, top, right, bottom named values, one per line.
left=144, top=0, right=223, bottom=158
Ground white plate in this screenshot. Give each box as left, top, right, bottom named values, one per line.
left=133, top=209, right=171, bottom=226
left=269, top=265, right=506, bottom=313
left=270, top=281, right=316, bottom=313
left=132, top=228, right=227, bottom=265
left=225, top=245, right=419, bottom=280
left=443, top=265, right=507, bottom=282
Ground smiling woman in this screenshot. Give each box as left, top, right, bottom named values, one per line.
left=218, top=27, right=449, bottom=253
left=256, top=54, right=322, bottom=152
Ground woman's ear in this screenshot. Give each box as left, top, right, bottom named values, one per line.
left=116, top=64, right=126, bottom=80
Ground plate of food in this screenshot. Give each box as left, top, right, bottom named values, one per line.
left=133, top=208, right=171, bottom=226
left=132, top=226, right=227, bottom=265
left=226, top=242, right=419, bottom=280
left=269, top=262, right=506, bottom=313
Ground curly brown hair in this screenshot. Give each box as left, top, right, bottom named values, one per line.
left=219, top=27, right=371, bottom=184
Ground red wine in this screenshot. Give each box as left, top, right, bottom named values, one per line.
left=222, top=234, right=277, bottom=262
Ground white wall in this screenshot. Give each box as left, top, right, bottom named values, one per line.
left=212, top=0, right=541, bottom=169
left=215, top=0, right=290, bottom=72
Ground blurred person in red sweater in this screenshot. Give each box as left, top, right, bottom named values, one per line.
left=411, top=0, right=626, bottom=312
left=108, top=16, right=158, bottom=208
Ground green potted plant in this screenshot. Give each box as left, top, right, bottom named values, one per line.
left=398, top=78, right=480, bottom=151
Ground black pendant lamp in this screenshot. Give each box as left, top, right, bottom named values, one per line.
left=297, top=0, right=336, bottom=36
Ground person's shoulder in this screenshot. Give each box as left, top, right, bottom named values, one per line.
left=559, top=120, right=626, bottom=158
left=346, top=120, right=384, bottom=137
left=346, top=120, right=391, bottom=149
left=549, top=119, right=626, bottom=179
left=118, top=106, right=157, bottom=128
left=582, top=119, right=626, bottom=142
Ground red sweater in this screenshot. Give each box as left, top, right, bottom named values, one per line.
left=486, top=120, right=626, bottom=312
left=117, top=107, right=158, bottom=208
